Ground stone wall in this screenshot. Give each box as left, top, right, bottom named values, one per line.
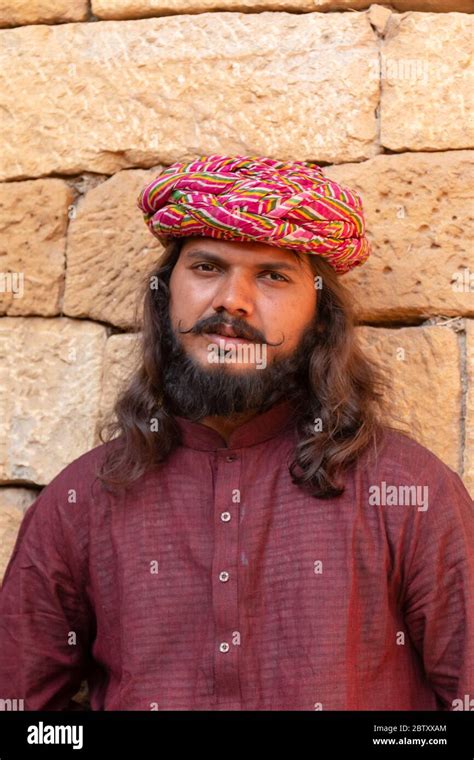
left=0, top=0, right=473, bottom=586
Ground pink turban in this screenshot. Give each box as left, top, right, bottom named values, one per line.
left=136, top=154, right=371, bottom=275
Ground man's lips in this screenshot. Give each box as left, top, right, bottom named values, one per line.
left=202, top=332, right=256, bottom=345
left=199, top=321, right=259, bottom=342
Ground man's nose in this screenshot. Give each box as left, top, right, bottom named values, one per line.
left=210, top=272, right=255, bottom=315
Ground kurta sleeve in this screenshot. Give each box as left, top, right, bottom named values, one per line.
left=0, top=480, right=94, bottom=711
left=400, top=467, right=474, bottom=710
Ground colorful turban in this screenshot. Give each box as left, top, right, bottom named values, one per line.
left=136, top=154, right=371, bottom=275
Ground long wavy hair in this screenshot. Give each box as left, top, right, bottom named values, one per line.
left=97, top=237, right=413, bottom=498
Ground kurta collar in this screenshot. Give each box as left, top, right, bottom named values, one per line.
left=174, top=397, right=298, bottom=451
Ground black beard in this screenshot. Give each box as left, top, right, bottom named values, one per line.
left=160, top=303, right=317, bottom=421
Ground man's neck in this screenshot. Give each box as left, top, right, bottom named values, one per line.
left=198, top=409, right=260, bottom=445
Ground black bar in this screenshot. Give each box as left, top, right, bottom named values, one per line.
left=0, top=710, right=472, bottom=758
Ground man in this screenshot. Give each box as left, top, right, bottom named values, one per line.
left=0, top=155, right=472, bottom=711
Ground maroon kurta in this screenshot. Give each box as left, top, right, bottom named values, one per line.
left=0, top=398, right=473, bottom=711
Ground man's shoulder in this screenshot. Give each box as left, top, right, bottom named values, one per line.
left=29, top=438, right=122, bottom=516
left=375, top=425, right=455, bottom=472
left=365, top=425, right=473, bottom=502
left=49, top=437, right=120, bottom=489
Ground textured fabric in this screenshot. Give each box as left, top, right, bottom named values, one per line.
left=136, top=155, right=371, bottom=275
left=0, top=399, right=473, bottom=711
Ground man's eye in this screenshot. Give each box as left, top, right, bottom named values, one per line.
left=262, top=271, right=288, bottom=282
left=193, top=263, right=218, bottom=272
left=192, top=264, right=287, bottom=282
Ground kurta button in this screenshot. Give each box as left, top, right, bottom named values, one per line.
left=219, top=642, right=230, bottom=653
left=221, top=511, right=231, bottom=522
left=219, top=570, right=230, bottom=582
left=225, top=455, right=237, bottom=462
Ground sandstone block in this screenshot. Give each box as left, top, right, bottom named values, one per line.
left=326, top=151, right=474, bottom=322
left=0, top=13, right=379, bottom=180
left=92, top=0, right=474, bottom=19
left=357, top=323, right=462, bottom=473
left=95, top=331, right=141, bottom=441
left=0, top=0, right=87, bottom=27
left=381, top=12, right=474, bottom=150
left=0, top=179, right=73, bottom=316
left=63, top=169, right=162, bottom=329
left=0, top=317, right=108, bottom=485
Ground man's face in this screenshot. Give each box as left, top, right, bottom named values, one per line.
left=169, top=236, right=317, bottom=371
left=161, top=236, right=318, bottom=419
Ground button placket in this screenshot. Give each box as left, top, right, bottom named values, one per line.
left=212, top=449, right=242, bottom=705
